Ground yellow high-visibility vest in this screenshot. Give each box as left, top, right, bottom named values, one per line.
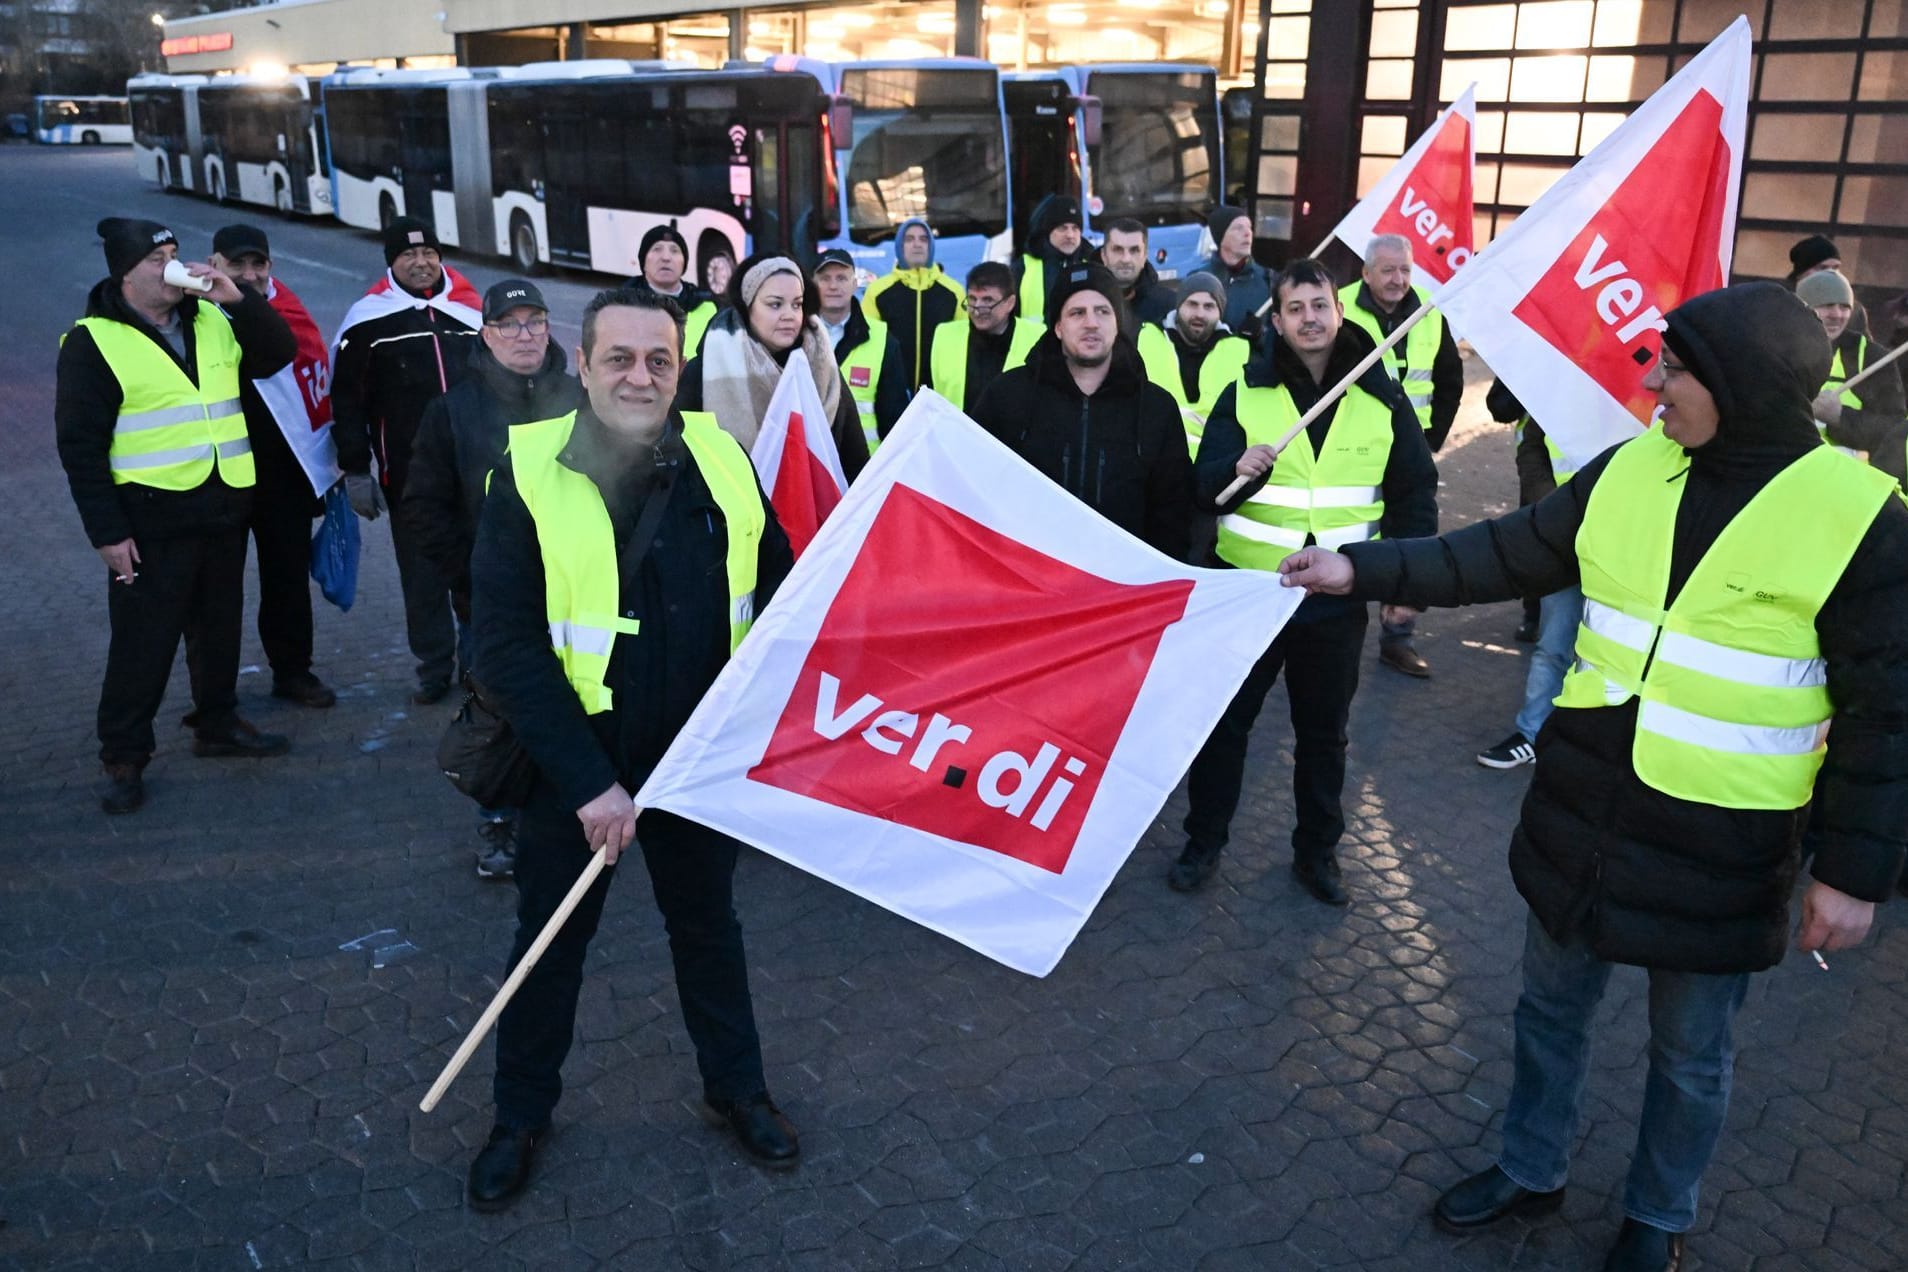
left=1558, top=427, right=1896, bottom=809
left=75, top=307, right=253, bottom=491
left=1338, top=282, right=1444, bottom=432
left=929, top=317, right=1041, bottom=413
left=1135, top=323, right=1251, bottom=455
left=507, top=410, right=763, bottom=714
left=839, top=316, right=891, bottom=453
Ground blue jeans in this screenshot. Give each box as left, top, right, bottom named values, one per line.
left=1497, top=912, right=1749, bottom=1231
left=1514, top=586, right=1583, bottom=742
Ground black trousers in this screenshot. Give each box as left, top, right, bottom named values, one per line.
left=492, top=798, right=767, bottom=1131
left=1183, top=607, right=1368, bottom=861
left=388, top=493, right=456, bottom=687
left=247, top=473, right=318, bottom=680
left=97, top=527, right=247, bottom=766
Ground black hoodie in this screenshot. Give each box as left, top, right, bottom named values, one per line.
left=1344, top=282, right=1908, bottom=973
left=1013, top=194, right=1096, bottom=304
left=56, top=278, right=296, bottom=546
left=1194, top=323, right=1438, bottom=625
left=403, top=339, right=580, bottom=607
left=971, top=329, right=1193, bottom=559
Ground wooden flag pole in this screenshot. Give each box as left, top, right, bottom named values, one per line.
left=419, top=842, right=619, bottom=1113
left=1214, top=304, right=1433, bottom=508
left=1836, top=337, right=1908, bottom=395
left=1249, top=234, right=1336, bottom=322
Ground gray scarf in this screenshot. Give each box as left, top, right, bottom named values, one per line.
left=698, top=307, right=844, bottom=450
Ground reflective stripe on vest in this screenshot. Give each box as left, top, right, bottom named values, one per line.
left=1214, top=381, right=1393, bottom=572
left=1018, top=254, right=1046, bottom=328
left=1558, top=427, right=1895, bottom=809
left=930, top=316, right=1040, bottom=413
left=508, top=410, right=763, bottom=715
left=1135, top=324, right=1251, bottom=454
left=76, top=309, right=253, bottom=491
left=840, top=317, right=889, bottom=453
left=1337, top=283, right=1444, bottom=430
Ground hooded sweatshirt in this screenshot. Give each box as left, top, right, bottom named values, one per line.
left=863, top=216, right=964, bottom=390
left=1013, top=194, right=1096, bottom=314
left=1342, top=281, right=1908, bottom=973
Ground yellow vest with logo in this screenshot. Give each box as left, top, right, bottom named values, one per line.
left=1559, top=427, right=1895, bottom=809
left=1511, top=415, right=1577, bottom=484
left=1017, top=253, right=1046, bottom=328
left=1135, top=324, right=1252, bottom=455
left=683, top=301, right=718, bottom=360
left=1216, top=381, right=1394, bottom=571
left=839, top=316, right=891, bottom=453
left=1338, top=283, right=1443, bottom=432
left=507, top=410, right=763, bottom=715
left=75, top=307, right=253, bottom=491
left=930, top=317, right=1041, bottom=413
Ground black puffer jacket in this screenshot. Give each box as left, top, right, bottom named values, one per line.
left=972, top=330, right=1193, bottom=559
left=1821, top=327, right=1907, bottom=489
left=403, top=340, right=579, bottom=607
left=1345, top=283, right=1908, bottom=974
left=1196, top=325, right=1438, bottom=626
left=1126, top=262, right=1176, bottom=328
left=56, top=279, right=296, bottom=545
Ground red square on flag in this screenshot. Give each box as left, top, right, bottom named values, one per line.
left=849, top=365, right=872, bottom=388
left=748, top=484, right=1193, bottom=874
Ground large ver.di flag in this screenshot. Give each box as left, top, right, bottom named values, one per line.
left=1432, top=17, right=1750, bottom=474
left=1322, top=83, right=1477, bottom=290
left=636, top=392, right=1302, bottom=976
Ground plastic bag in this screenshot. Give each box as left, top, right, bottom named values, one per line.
left=310, top=481, right=361, bottom=611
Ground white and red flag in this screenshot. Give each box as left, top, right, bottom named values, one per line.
left=1434, top=17, right=1751, bottom=473
left=332, top=264, right=483, bottom=345
left=637, top=391, right=1301, bottom=976
left=254, top=276, right=340, bottom=497
left=749, top=348, right=848, bottom=557
left=1323, top=84, right=1477, bottom=289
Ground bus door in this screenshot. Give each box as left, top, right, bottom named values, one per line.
left=541, top=114, right=592, bottom=266
left=746, top=118, right=822, bottom=265
left=396, top=97, right=449, bottom=227
left=1004, top=80, right=1074, bottom=250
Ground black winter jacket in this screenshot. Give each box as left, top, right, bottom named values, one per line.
left=1126, top=262, right=1177, bottom=328
left=1345, top=283, right=1908, bottom=974
left=972, top=331, right=1194, bottom=559
left=404, top=341, right=579, bottom=608
left=832, top=298, right=913, bottom=440
left=1200, top=251, right=1273, bottom=340
left=1486, top=380, right=1563, bottom=506
left=1195, top=326, right=1438, bottom=625
left=470, top=405, right=794, bottom=813
left=330, top=276, right=480, bottom=499
left=1343, top=281, right=1465, bottom=452
left=56, top=279, right=296, bottom=546
left=1013, top=194, right=1098, bottom=310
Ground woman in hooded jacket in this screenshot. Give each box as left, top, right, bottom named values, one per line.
left=677, top=254, right=870, bottom=482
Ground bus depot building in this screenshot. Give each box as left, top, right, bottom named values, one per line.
left=157, top=0, right=1907, bottom=298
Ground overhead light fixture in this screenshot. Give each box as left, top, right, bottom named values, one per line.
left=1048, top=6, right=1087, bottom=26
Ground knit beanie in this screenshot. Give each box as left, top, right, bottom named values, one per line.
left=1045, top=261, right=1123, bottom=327
left=1795, top=269, right=1854, bottom=309
left=640, top=223, right=690, bottom=271
left=1207, top=205, right=1250, bottom=244
left=1787, top=234, right=1839, bottom=278
left=1177, top=271, right=1227, bottom=310
left=383, top=216, right=440, bottom=266
left=99, top=217, right=176, bottom=281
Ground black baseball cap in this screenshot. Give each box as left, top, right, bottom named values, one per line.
left=483, top=279, right=548, bottom=322
left=815, top=248, right=856, bottom=273
left=213, top=223, right=271, bottom=260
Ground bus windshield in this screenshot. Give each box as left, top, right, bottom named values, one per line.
left=1086, top=70, right=1218, bottom=228
left=839, top=67, right=1006, bottom=245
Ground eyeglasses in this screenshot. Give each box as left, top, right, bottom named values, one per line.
left=964, top=296, right=1003, bottom=314
left=488, top=316, right=549, bottom=338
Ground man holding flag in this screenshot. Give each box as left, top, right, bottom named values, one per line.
left=1279, top=280, right=1908, bottom=1272
left=210, top=224, right=340, bottom=709
left=464, top=287, right=798, bottom=1211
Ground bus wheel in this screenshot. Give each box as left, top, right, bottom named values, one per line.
left=699, top=235, right=735, bottom=293
left=275, top=179, right=292, bottom=214
left=510, top=213, right=543, bottom=275
left=81, top=130, right=100, bottom=145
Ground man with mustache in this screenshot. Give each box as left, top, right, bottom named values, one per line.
left=1168, top=258, right=1437, bottom=904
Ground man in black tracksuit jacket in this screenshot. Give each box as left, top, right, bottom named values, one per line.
left=1279, top=283, right=1908, bottom=1270
left=57, top=219, right=300, bottom=814
left=972, top=262, right=1193, bottom=560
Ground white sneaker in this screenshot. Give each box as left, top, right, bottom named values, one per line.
left=1476, top=732, right=1536, bottom=769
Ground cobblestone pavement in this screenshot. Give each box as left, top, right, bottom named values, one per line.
left=1, top=147, right=1904, bottom=1271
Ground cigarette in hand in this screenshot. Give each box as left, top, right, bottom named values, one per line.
left=1811, top=949, right=1829, bottom=972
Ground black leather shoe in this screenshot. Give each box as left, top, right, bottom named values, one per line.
left=704, top=1093, right=800, bottom=1167
left=413, top=679, right=452, bottom=706
left=1433, top=1165, right=1565, bottom=1232
left=191, top=719, right=290, bottom=758
left=1514, top=616, right=1540, bottom=643
left=1603, top=1219, right=1685, bottom=1272
left=467, top=1124, right=541, bottom=1213
left=1291, top=854, right=1349, bottom=906
left=100, top=763, right=145, bottom=815
left=1167, top=843, right=1221, bottom=892
left=271, top=673, right=337, bottom=709
left=1380, top=641, right=1433, bottom=678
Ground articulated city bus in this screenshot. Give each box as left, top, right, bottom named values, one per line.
left=33, top=95, right=131, bottom=145
left=323, top=61, right=837, bottom=283
left=127, top=74, right=332, bottom=215
left=761, top=56, right=1012, bottom=286
left=1005, top=64, right=1222, bottom=282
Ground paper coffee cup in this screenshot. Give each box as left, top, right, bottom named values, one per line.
left=162, top=259, right=214, bottom=293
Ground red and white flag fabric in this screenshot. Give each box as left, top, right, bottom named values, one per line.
left=1323, top=84, right=1477, bottom=290
left=749, top=348, right=848, bottom=557
left=637, top=390, right=1301, bottom=976
left=1434, top=18, right=1750, bottom=473
left=332, top=264, right=484, bottom=345
left=255, top=277, right=340, bottom=497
